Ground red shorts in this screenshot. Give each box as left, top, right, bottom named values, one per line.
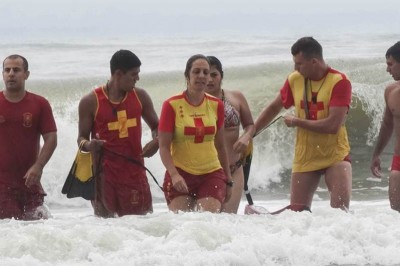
left=343, top=154, right=352, bottom=163
left=391, top=155, right=400, bottom=171
left=163, top=168, right=227, bottom=205
left=93, top=171, right=153, bottom=217
left=0, top=186, right=44, bottom=220
left=313, top=154, right=352, bottom=174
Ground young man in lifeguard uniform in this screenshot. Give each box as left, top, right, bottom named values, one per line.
left=78, top=50, right=159, bottom=217
left=255, top=37, right=352, bottom=212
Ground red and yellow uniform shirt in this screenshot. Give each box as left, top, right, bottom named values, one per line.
left=93, top=87, right=146, bottom=183
left=280, top=68, right=352, bottom=172
left=159, top=92, right=224, bottom=175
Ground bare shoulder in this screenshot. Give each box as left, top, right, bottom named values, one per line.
left=385, top=82, right=400, bottom=115
left=80, top=90, right=96, bottom=103
left=134, top=86, right=145, bottom=94
left=134, top=87, right=150, bottom=100
left=226, top=89, right=244, bottom=97
left=225, top=89, right=247, bottom=102
left=79, top=91, right=97, bottom=112
left=385, top=81, right=400, bottom=100
left=134, top=87, right=155, bottom=108
left=386, top=81, right=400, bottom=93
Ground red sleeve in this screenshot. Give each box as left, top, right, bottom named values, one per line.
left=158, top=100, right=175, bottom=132
left=329, top=79, right=352, bottom=108
left=40, top=98, right=57, bottom=134
left=216, top=99, right=224, bottom=129
left=280, top=79, right=294, bottom=109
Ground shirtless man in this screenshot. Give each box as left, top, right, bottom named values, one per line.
left=370, top=41, right=400, bottom=212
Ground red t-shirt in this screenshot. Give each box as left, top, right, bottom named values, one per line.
left=0, top=91, right=57, bottom=189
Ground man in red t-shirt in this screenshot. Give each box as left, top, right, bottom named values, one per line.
left=78, top=50, right=159, bottom=218
left=0, top=55, right=57, bottom=220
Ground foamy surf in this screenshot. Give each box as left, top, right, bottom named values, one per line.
left=1, top=200, right=398, bottom=266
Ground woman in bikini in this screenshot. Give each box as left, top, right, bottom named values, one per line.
left=205, top=56, right=255, bottom=213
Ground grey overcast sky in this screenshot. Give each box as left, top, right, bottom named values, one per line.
left=0, top=0, right=398, bottom=40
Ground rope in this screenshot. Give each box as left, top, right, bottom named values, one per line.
left=103, top=147, right=163, bottom=191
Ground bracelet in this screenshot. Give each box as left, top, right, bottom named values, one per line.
left=79, top=139, right=89, bottom=148
left=226, top=180, right=234, bottom=187
left=290, top=117, right=294, bottom=127
left=79, top=139, right=89, bottom=149
left=36, top=161, right=45, bottom=168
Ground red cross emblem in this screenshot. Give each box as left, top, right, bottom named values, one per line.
left=300, top=93, right=324, bottom=120
left=184, top=117, right=215, bottom=143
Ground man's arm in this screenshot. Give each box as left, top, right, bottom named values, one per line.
left=77, top=92, right=104, bottom=152
left=24, top=131, right=57, bottom=188
left=136, top=88, right=159, bottom=157
left=286, top=106, right=348, bottom=134
left=285, top=78, right=352, bottom=134
left=254, top=93, right=284, bottom=135
left=371, top=86, right=395, bottom=177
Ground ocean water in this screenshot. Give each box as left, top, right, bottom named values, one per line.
left=1, top=33, right=395, bottom=206
left=1, top=2, right=400, bottom=264
left=1, top=200, right=400, bottom=266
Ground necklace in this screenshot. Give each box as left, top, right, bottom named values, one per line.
left=309, top=75, right=327, bottom=104
left=105, top=82, right=125, bottom=116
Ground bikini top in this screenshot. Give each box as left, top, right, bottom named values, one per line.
left=222, top=89, right=240, bottom=128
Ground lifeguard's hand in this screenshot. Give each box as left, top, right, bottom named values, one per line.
left=24, top=163, right=43, bottom=188
left=283, top=115, right=296, bottom=128
left=84, top=133, right=105, bottom=152
left=141, top=139, right=159, bottom=158
left=171, top=173, right=189, bottom=193
left=224, top=185, right=232, bottom=203
left=232, top=138, right=249, bottom=154
left=85, top=139, right=105, bottom=152
left=370, top=156, right=382, bottom=178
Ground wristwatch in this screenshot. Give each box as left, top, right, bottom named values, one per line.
left=226, top=180, right=234, bottom=187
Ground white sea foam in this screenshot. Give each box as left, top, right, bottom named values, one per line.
left=0, top=200, right=399, bottom=266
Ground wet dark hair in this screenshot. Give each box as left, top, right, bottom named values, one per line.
left=386, top=41, right=400, bottom=63
left=110, top=50, right=141, bottom=75
left=3, top=54, right=29, bottom=72
left=184, top=54, right=210, bottom=78
left=207, top=56, right=224, bottom=79
left=291, top=37, right=323, bottom=60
